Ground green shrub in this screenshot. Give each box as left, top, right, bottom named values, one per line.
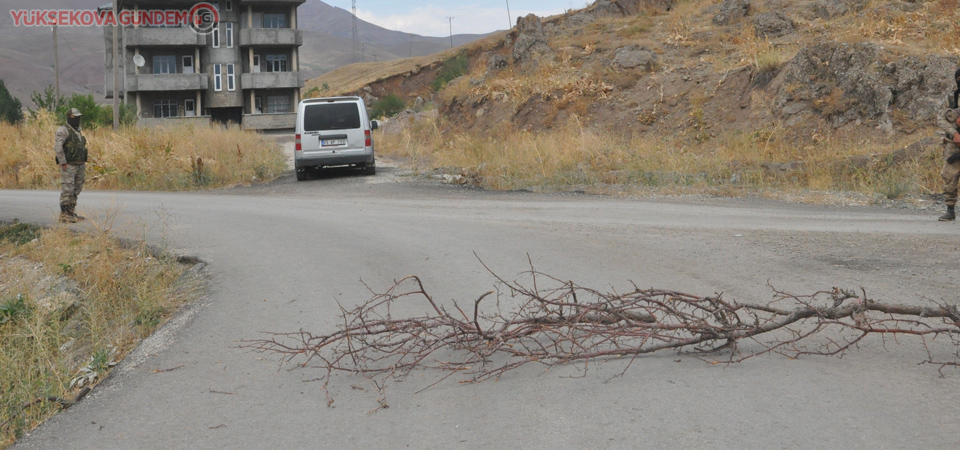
left=30, top=86, right=137, bottom=129
left=370, top=94, right=407, bottom=119
left=432, top=53, right=470, bottom=91
left=304, top=86, right=321, bottom=99
left=0, top=222, right=41, bottom=246
left=0, top=295, right=31, bottom=325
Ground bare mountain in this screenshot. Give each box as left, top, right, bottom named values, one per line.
left=297, top=1, right=490, bottom=49
left=0, top=0, right=491, bottom=104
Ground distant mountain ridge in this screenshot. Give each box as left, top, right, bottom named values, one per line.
left=0, top=0, right=492, bottom=103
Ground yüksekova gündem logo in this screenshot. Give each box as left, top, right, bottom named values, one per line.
left=9, top=2, right=219, bottom=34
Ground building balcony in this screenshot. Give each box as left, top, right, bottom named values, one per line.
left=239, top=28, right=302, bottom=47
left=125, top=27, right=207, bottom=47
left=240, top=72, right=303, bottom=90
left=128, top=73, right=208, bottom=92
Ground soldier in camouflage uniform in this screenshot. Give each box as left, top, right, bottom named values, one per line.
left=937, top=68, right=960, bottom=221
left=54, top=108, right=88, bottom=223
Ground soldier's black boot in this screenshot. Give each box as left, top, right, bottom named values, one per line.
left=940, top=206, right=956, bottom=222
left=59, top=205, right=76, bottom=223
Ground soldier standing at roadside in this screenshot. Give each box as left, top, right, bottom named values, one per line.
left=54, top=108, right=88, bottom=223
left=937, top=68, right=960, bottom=221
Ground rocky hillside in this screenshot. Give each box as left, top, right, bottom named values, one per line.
left=326, top=0, right=959, bottom=157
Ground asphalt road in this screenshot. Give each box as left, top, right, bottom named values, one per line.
left=3, top=167, right=959, bottom=449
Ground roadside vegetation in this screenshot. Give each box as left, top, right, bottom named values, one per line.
left=377, top=113, right=941, bottom=198
left=370, top=94, right=407, bottom=119
left=0, top=109, right=286, bottom=191
left=0, top=220, right=202, bottom=449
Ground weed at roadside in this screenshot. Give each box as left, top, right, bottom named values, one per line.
left=0, top=219, right=202, bottom=449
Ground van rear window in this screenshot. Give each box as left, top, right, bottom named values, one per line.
left=303, top=103, right=361, bottom=131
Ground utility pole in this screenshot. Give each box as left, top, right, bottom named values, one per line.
left=446, top=16, right=454, bottom=49
left=53, top=25, right=60, bottom=101
left=112, top=0, right=120, bottom=130
left=505, top=0, right=512, bottom=29
left=351, top=0, right=360, bottom=63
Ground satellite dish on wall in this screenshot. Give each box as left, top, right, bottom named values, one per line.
left=133, top=54, right=145, bottom=67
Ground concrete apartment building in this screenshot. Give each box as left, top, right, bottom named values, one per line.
left=103, top=0, right=305, bottom=130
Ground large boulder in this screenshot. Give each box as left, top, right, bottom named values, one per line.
left=487, top=54, right=509, bottom=72
left=808, top=0, right=867, bottom=19
left=588, top=0, right=674, bottom=15
left=753, top=11, right=795, bottom=38
left=612, top=46, right=657, bottom=71
left=772, top=42, right=890, bottom=127
left=713, top=0, right=750, bottom=25
left=884, top=56, right=958, bottom=124
left=512, top=14, right=555, bottom=68
left=771, top=41, right=957, bottom=129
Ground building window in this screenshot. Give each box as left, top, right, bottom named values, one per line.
left=225, top=1, right=232, bottom=11
left=263, top=13, right=287, bottom=28
left=212, top=23, right=220, bottom=48
left=225, top=23, right=233, bottom=48
left=227, top=64, right=236, bottom=91
left=154, top=99, right=178, bottom=118
left=255, top=97, right=262, bottom=114
left=214, top=64, right=222, bottom=91
left=267, top=95, right=291, bottom=113
left=152, top=55, right=176, bottom=74
left=265, top=55, right=287, bottom=72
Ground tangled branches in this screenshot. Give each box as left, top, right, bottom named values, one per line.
left=245, top=262, right=960, bottom=408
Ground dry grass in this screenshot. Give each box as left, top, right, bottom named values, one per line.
left=844, top=0, right=960, bottom=53
left=0, top=219, right=200, bottom=448
left=378, top=113, right=942, bottom=198
left=0, top=110, right=286, bottom=191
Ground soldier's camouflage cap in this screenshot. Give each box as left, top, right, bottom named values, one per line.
left=67, top=108, right=82, bottom=117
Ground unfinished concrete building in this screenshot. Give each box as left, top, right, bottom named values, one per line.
left=103, top=0, right=305, bottom=130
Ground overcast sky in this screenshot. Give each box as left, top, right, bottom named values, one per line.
left=323, top=0, right=586, bottom=37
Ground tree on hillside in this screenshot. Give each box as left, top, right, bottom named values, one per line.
left=0, top=80, right=24, bottom=125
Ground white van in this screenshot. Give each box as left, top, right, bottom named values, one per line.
left=294, top=97, right=378, bottom=181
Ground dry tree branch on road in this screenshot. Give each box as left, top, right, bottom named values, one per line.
left=244, top=259, right=960, bottom=409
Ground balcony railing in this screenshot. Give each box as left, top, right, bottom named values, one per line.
left=240, top=72, right=303, bottom=90
left=239, top=28, right=302, bottom=47
left=125, top=27, right=206, bottom=47
left=128, top=73, right=208, bottom=92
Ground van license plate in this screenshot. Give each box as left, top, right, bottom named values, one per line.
left=321, top=139, right=347, bottom=147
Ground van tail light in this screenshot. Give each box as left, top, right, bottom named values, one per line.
left=364, top=129, right=372, bottom=147
left=295, top=134, right=302, bottom=151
